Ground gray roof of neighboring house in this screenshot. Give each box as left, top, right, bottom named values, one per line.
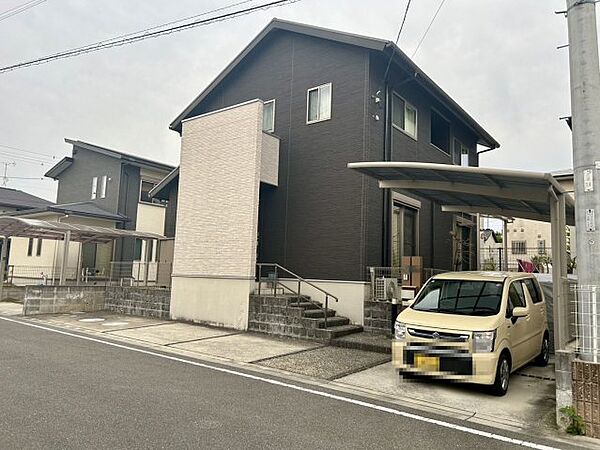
left=481, top=229, right=500, bottom=243
left=5, top=201, right=129, bottom=222
left=45, top=139, right=176, bottom=180
left=149, top=167, right=179, bottom=200
left=0, top=187, right=54, bottom=210
left=169, top=18, right=499, bottom=149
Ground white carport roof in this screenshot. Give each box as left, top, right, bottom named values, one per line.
left=0, top=217, right=164, bottom=243
left=347, top=162, right=575, bottom=225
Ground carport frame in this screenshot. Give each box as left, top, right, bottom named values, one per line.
left=0, top=217, right=165, bottom=295
left=348, top=161, right=574, bottom=352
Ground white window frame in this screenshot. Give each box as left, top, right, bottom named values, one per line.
left=91, top=176, right=98, bottom=200
left=262, top=99, right=276, bottom=133
left=391, top=92, right=418, bottom=140
left=100, top=175, right=107, bottom=199
left=306, top=83, right=332, bottom=124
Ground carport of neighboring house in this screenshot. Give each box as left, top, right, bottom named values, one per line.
left=0, top=216, right=165, bottom=291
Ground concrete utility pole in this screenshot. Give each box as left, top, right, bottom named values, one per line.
left=566, top=0, right=600, bottom=361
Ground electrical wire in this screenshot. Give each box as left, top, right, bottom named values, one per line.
left=0, top=143, right=57, bottom=159
left=411, top=0, right=446, bottom=58
left=0, top=0, right=300, bottom=74
left=382, top=0, right=413, bottom=83
left=0, top=0, right=46, bottom=23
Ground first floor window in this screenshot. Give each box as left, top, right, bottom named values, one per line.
left=537, top=239, right=546, bottom=254
left=134, top=239, right=143, bottom=260
left=512, top=240, right=527, bottom=255
left=27, top=238, right=34, bottom=257
left=391, top=203, right=419, bottom=267
left=392, top=93, right=417, bottom=139
left=262, top=100, right=275, bottom=132
left=36, top=238, right=42, bottom=257
left=307, top=83, right=332, bottom=123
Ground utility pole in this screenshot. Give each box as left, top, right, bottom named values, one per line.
left=566, top=0, right=600, bottom=361
left=1, top=161, right=15, bottom=186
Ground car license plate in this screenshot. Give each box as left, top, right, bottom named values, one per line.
left=414, top=354, right=439, bottom=372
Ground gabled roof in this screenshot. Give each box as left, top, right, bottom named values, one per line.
left=149, top=167, right=179, bottom=201
left=170, top=18, right=499, bottom=149
left=0, top=187, right=54, bottom=210
left=5, top=201, right=129, bottom=222
left=45, top=139, right=175, bottom=180
left=481, top=229, right=501, bottom=243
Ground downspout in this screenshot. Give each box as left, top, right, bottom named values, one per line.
left=382, top=82, right=392, bottom=267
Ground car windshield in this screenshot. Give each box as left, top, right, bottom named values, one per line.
left=411, top=279, right=505, bottom=316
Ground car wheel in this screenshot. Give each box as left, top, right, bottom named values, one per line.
left=491, top=354, right=510, bottom=396
left=535, top=334, right=550, bottom=367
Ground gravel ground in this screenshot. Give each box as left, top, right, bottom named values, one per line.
left=255, top=346, right=391, bottom=380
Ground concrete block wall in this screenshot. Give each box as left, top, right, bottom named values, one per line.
left=23, top=285, right=105, bottom=315
left=248, top=294, right=320, bottom=339
left=1, top=285, right=26, bottom=302
left=105, top=287, right=170, bottom=319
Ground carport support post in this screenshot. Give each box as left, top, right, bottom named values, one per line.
left=551, top=192, right=569, bottom=351
left=59, top=231, right=71, bottom=285
left=143, top=239, right=151, bottom=287
left=502, top=220, right=508, bottom=271
left=0, top=236, right=7, bottom=301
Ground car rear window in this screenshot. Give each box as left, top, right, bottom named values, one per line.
left=412, top=279, right=505, bottom=316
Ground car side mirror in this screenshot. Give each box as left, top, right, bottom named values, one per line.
left=512, top=306, right=528, bottom=318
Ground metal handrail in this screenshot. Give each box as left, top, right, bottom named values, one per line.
left=256, top=262, right=339, bottom=328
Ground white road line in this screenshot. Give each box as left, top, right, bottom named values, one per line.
left=0, top=315, right=559, bottom=450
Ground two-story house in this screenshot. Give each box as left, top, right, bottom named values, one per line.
left=6, top=139, right=174, bottom=282
left=152, top=19, right=499, bottom=329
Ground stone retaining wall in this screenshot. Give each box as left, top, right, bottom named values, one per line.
left=363, top=300, right=396, bottom=337
left=23, top=285, right=105, bottom=315
left=105, top=287, right=170, bottom=319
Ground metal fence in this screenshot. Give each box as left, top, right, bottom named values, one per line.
left=480, top=247, right=555, bottom=273
left=5, top=262, right=173, bottom=287
left=368, top=266, right=446, bottom=302
left=572, top=285, right=600, bottom=361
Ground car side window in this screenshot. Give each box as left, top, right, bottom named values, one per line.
left=523, top=278, right=543, bottom=304
left=506, top=282, right=526, bottom=317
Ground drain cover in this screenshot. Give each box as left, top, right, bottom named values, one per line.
left=78, top=318, right=105, bottom=323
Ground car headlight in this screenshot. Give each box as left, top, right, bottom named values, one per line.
left=473, top=331, right=496, bottom=353
left=394, top=322, right=407, bottom=340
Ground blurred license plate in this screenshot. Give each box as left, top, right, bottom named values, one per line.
left=414, top=354, right=439, bottom=371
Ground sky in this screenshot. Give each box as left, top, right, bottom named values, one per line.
left=0, top=0, right=596, bottom=202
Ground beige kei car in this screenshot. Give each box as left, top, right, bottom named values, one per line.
left=392, top=272, right=549, bottom=396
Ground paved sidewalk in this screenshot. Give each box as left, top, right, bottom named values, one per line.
left=5, top=307, right=595, bottom=447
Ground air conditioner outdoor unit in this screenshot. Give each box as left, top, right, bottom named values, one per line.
left=375, top=277, right=399, bottom=302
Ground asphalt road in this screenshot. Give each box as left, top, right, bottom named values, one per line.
left=0, top=316, right=573, bottom=450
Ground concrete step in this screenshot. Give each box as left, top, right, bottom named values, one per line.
left=302, top=316, right=350, bottom=329
left=286, top=301, right=322, bottom=310
left=302, top=308, right=336, bottom=318
left=315, top=324, right=364, bottom=340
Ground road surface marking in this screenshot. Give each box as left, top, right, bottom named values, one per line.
left=0, top=316, right=558, bottom=450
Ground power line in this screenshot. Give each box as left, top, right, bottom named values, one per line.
left=411, top=0, right=446, bottom=58
left=0, top=0, right=46, bottom=23
left=0, top=0, right=300, bottom=74
left=382, top=0, right=413, bottom=83
left=0, top=143, right=58, bottom=159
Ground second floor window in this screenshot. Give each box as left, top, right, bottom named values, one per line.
left=306, top=83, right=332, bottom=124
left=91, top=176, right=98, bottom=199
left=431, top=109, right=450, bottom=154
left=392, top=93, right=417, bottom=139
left=453, top=140, right=470, bottom=166
left=140, top=180, right=156, bottom=204
left=100, top=175, right=107, bottom=198
left=262, top=100, right=275, bottom=132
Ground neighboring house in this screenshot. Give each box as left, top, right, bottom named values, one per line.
left=479, top=228, right=502, bottom=270
left=0, top=187, right=54, bottom=214
left=156, top=19, right=499, bottom=328
left=11, top=139, right=177, bottom=280
left=505, top=170, right=575, bottom=270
